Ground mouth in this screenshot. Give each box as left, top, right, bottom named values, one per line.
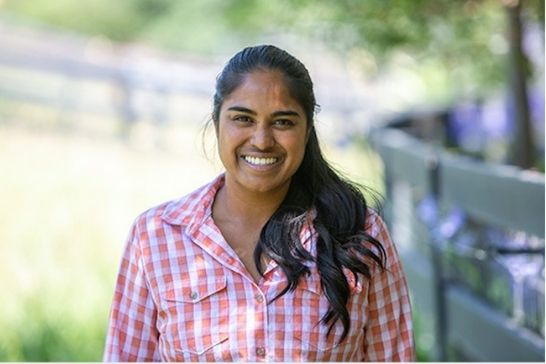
left=241, top=155, right=281, bottom=166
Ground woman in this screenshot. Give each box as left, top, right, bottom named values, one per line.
left=104, top=45, right=415, bottom=362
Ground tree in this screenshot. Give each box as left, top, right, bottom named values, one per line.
left=505, top=0, right=535, bottom=168
left=256, top=0, right=543, bottom=169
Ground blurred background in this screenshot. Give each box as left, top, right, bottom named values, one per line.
left=0, top=0, right=543, bottom=361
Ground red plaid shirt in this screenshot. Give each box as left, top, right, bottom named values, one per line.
left=104, top=175, right=415, bottom=361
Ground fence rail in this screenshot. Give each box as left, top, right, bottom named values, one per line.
left=0, top=19, right=220, bottom=129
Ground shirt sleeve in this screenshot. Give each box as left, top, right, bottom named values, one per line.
left=103, top=220, right=160, bottom=362
left=364, top=212, right=415, bottom=361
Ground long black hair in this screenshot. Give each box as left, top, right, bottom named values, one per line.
left=212, top=45, right=386, bottom=343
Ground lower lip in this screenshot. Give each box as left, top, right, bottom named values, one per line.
left=241, top=157, right=282, bottom=171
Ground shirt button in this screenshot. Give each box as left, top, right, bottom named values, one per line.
left=255, top=294, right=264, bottom=303
left=256, top=347, right=266, bottom=357
left=189, top=291, right=198, bottom=300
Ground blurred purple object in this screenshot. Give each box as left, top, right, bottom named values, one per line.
left=439, top=208, right=466, bottom=240
left=481, top=96, right=512, bottom=139
left=447, top=101, right=484, bottom=153
left=529, top=86, right=545, bottom=135
left=446, top=87, right=544, bottom=164
left=417, top=194, right=438, bottom=227
left=484, top=227, right=545, bottom=251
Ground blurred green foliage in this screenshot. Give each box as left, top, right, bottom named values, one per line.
left=2, top=0, right=543, bottom=99
left=0, top=295, right=107, bottom=360
left=0, top=124, right=218, bottom=361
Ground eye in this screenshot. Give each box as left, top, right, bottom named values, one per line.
left=273, top=119, right=295, bottom=128
left=233, top=115, right=253, bottom=124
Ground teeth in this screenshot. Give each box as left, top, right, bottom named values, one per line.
left=243, top=156, right=278, bottom=166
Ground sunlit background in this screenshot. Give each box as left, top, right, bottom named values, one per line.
left=0, top=0, right=543, bottom=361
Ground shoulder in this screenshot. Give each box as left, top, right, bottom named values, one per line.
left=364, top=208, right=389, bottom=238
left=363, top=208, right=400, bottom=269
left=132, top=175, right=223, bottom=234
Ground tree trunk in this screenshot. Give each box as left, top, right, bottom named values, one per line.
left=505, top=0, right=535, bottom=169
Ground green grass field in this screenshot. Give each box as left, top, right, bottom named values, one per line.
left=0, top=121, right=384, bottom=361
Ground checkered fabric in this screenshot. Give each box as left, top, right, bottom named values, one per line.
left=103, top=175, right=415, bottom=362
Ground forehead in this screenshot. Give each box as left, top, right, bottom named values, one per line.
left=221, top=70, right=304, bottom=113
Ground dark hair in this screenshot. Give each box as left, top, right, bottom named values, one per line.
left=212, top=45, right=386, bottom=344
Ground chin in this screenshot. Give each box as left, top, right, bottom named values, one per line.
left=240, top=177, right=289, bottom=195
left=245, top=183, right=280, bottom=194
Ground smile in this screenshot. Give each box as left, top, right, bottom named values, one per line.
left=242, top=156, right=280, bottom=166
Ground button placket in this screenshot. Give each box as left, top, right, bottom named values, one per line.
left=252, top=284, right=268, bottom=361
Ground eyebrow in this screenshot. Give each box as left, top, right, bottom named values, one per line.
left=227, top=106, right=301, bottom=118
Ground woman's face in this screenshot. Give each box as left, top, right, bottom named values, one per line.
left=216, top=70, right=308, bottom=197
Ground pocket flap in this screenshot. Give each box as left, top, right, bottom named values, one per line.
left=163, top=277, right=227, bottom=303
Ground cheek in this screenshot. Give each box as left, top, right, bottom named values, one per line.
left=218, top=124, right=242, bottom=157
left=217, top=123, right=231, bottom=145
left=285, top=133, right=308, bottom=161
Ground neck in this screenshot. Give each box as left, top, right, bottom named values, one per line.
left=213, top=177, right=289, bottom=225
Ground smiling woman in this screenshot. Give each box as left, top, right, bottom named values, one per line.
left=103, top=45, right=415, bottom=362
left=217, top=70, right=308, bottom=198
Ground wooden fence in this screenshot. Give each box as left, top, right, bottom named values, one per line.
left=0, top=18, right=219, bottom=130
left=370, top=127, right=545, bottom=361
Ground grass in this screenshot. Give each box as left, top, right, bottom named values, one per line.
left=0, top=122, right=220, bottom=360
left=0, top=119, right=386, bottom=361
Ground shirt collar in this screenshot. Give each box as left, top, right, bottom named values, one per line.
left=160, top=174, right=225, bottom=227
left=159, top=173, right=316, bottom=261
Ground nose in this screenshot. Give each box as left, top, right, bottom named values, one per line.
left=250, top=125, right=275, bottom=150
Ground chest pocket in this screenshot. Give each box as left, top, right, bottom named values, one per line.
left=292, top=270, right=366, bottom=352
left=159, top=276, right=229, bottom=356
